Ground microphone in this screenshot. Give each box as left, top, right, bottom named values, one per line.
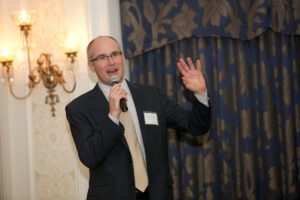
left=110, top=76, right=128, bottom=112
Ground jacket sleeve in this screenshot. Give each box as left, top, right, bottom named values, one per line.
left=65, top=104, right=124, bottom=168
left=159, top=88, right=211, bottom=135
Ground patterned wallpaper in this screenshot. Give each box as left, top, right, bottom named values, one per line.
left=28, top=0, right=79, bottom=199
left=32, top=87, right=77, bottom=200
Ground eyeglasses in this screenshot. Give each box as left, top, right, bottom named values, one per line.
left=89, top=51, right=123, bottom=63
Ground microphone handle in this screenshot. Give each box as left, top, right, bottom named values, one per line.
left=120, top=98, right=128, bottom=112
left=111, top=80, right=128, bottom=112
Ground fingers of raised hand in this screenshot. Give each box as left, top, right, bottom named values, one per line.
left=196, top=59, right=202, bottom=73
left=177, top=58, right=190, bottom=75
left=186, top=57, right=196, bottom=70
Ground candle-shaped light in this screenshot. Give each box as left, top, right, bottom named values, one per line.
left=64, top=38, right=78, bottom=54
left=0, top=48, right=15, bottom=83
left=64, top=38, right=78, bottom=64
left=12, top=9, right=36, bottom=27
left=0, top=48, right=15, bottom=63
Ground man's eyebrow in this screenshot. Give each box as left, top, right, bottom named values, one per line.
left=95, top=53, right=106, bottom=57
left=95, top=51, right=120, bottom=57
left=91, top=53, right=109, bottom=59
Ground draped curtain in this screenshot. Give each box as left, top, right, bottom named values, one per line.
left=120, top=0, right=300, bottom=199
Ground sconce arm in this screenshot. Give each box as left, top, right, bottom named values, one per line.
left=8, top=82, right=32, bottom=99
left=62, top=70, right=76, bottom=93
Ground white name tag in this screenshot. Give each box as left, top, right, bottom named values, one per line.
left=143, top=112, right=159, bottom=125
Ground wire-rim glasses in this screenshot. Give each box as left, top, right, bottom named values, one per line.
left=89, top=51, right=123, bottom=63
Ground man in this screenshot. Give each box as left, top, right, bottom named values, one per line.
left=65, top=36, right=211, bottom=200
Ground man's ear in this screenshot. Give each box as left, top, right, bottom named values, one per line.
left=88, top=63, right=95, bottom=72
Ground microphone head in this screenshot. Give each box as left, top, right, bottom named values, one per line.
left=110, top=75, right=120, bottom=85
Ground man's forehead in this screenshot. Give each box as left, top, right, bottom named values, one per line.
left=91, top=37, right=120, bottom=52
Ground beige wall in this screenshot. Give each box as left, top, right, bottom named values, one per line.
left=0, top=0, right=123, bottom=199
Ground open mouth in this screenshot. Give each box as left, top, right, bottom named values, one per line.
left=107, top=68, right=118, bottom=75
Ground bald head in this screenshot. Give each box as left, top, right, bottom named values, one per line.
left=87, top=36, right=121, bottom=62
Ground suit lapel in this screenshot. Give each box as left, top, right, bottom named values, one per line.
left=89, top=84, right=109, bottom=114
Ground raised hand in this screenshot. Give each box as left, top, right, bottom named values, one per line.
left=177, top=57, right=207, bottom=95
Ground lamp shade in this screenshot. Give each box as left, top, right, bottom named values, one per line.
left=11, top=10, right=36, bottom=27
left=0, top=48, right=15, bottom=62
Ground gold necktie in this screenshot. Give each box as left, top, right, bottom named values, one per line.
left=119, top=111, right=149, bottom=192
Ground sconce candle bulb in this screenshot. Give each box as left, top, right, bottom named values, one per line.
left=0, top=48, right=15, bottom=84
left=12, top=10, right=35, bottom=26
left=0, top=48, right=14, bottom=63
left=63, top=38, right=78, bottom=64
left=64, top=38, right=78, bottom=53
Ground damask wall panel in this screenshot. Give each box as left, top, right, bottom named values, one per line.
left=33, top=88, right=77, bottom=199
left=27, top=0, right=78, bottom=198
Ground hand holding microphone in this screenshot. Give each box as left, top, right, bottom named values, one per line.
left=108, top=76, right=128, bottom=118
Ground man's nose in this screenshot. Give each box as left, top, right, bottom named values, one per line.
left=107, top=56, right=115, bottom=64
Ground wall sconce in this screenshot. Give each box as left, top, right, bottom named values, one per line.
left=0, top=10, right=77, bottom=116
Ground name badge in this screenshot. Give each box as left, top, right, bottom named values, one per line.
left=143, top=112, right=159, bottom=125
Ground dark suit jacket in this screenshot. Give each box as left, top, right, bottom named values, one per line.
left=65, top=81, right=211, bottom=200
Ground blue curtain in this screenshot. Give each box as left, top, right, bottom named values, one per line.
left=121, top=0, right=300, bottom=58
left=120, top=1, right=300, bottom=199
